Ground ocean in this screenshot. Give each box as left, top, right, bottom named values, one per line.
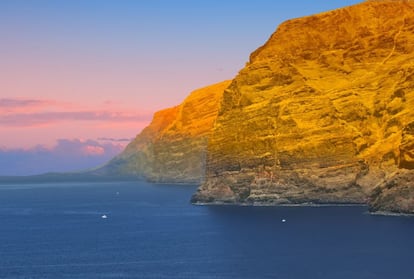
left=0, top=181, right=413, bottom=279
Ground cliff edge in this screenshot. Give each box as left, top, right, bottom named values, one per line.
left=96, top=80, right=231, bottom=183
left=192, top=1, right=414, bottom=214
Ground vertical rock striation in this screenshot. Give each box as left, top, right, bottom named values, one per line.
left=192, top=1, right=414, bottom=213
left=96, top=81, right=231, bottom=183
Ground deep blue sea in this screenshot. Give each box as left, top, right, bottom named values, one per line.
left=0, top=181, right=413, bottom=279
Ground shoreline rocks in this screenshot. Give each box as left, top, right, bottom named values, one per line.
left=193, top=1, right=414, bottom=214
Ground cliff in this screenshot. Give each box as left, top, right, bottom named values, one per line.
left=192, top=1, right=414, bottom=214
left=96, top=80, right=231, bottom=183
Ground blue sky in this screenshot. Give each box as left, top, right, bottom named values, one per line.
left=0, top=0, right=363, bottom=175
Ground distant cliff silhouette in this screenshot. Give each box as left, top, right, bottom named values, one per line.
left=101, top=1, right=414, bottom=214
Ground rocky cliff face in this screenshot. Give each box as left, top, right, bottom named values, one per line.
left=97, top=81, right=231, bottom=183
left=192, top=1, right=414, bottom=214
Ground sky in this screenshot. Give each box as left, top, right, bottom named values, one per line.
left=0, top=0, right=362, bottom=175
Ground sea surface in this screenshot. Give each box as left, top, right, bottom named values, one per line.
left=0, top=181, right=413, bottom=279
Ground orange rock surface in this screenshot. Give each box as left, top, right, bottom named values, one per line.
left=98, top=1, right=414, bottom=214
left=192, top=1, right=414, bottom=213
left=97, top=81, right=231, bottom=183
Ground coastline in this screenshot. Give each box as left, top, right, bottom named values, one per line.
left=192, top=201, right=366, bottom=207
left=192, top=200, right=414, bottom=217
left=368, top=211, right=414, bottom=217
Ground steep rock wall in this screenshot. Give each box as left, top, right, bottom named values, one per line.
left=96, top=81, right=231, bottom=183
left=193, top=1, right=414, bottom=213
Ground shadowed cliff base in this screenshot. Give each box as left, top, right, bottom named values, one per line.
left=88, top=1, right=414, bottom=215
left=191, top=0, right=414, bottom=215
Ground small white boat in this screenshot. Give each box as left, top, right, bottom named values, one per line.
left=282, top=219, right=286, bottom=222
left=101, top=214, right=108, bottom=219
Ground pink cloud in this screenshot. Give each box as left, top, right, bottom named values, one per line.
left=97, top=137, right=133, bottom=142
left=0, top=111, right=152, bottom=127
left=0, top=98, right=153, bottom=127
left=0, top=138, right=127, bottom=175
left=82, top=145, right=105, bottom=155
left=51, top=138, right=126, bottom=156
left=0, top=98, right=50, bottom=108
left=0, top=98, right=69, bottom=113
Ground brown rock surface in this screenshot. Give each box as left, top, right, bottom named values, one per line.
left=192, top=1, right=414, bottom=213
left=369, top=169, right=414, bottom=214
left=96, top=80, right=231, bottom=183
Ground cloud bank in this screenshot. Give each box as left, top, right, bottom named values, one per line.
left=0, top=138, right=129, bottom=176
left=0, top=98, right=153, bottom=127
